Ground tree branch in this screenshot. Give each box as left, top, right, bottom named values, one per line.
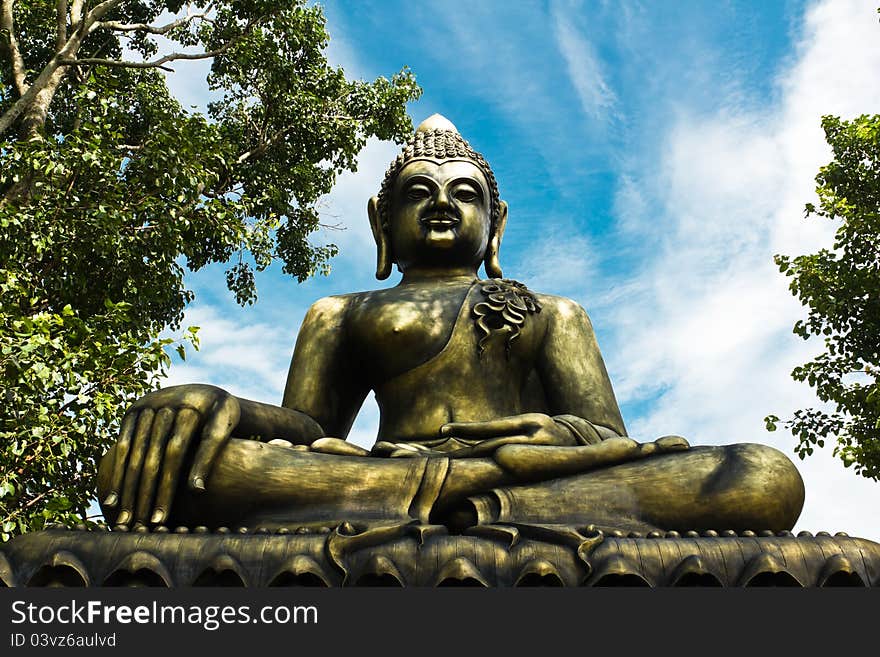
left=96, top=4, right=215, bottom=35
left=237, top=124, right=295, bottom=164
left=56, top=0, right=68, bottom=50
left=66, top=13, right=258, bottom=72
left=82, top=0, right=124, bottom=25
left=1, top=0, right=29, bottom=97
left=64, top=56, right=176, bottom=71
left=69, top=0, right=83, bottom=31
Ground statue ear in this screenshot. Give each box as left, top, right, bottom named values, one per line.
left=368, top=196, right=393, bottom=280
left=483, top=200, right=507, bottom=279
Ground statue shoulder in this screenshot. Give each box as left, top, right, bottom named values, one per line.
left=532, top=292, right=596, bottom=333
left=302, top=293, right=362, bottom=328
left=302, top=290, right=388, bottom=332
left=473, top=279, right=595, bottom=345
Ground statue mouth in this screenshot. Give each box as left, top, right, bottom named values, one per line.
left=420, top=215, right=460, bottom=229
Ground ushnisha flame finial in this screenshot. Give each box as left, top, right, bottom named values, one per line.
left=415, top=113, right=460, bottom=134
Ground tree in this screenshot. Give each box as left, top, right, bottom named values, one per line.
left=766, top=114, right=880, bottom=480
left=0, top=0, right=421, bottom=540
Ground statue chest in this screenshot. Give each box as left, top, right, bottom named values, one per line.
left=348, top=292, right=466, bottom=381
left=347, top=282, right=545, bottom=384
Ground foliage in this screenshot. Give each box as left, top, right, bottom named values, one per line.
left=0, top=0, right=420, bottom=539
left=766, top=114, right=880, bottom=480
left=0, top=285, right=198, bottom=540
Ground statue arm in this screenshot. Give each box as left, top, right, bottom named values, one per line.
left=281, top=294, right=370, bottom=439
left=98, top=296, right=367, bottom=528
left=536, top=296, right=627, bottom=439
left=97, top=382, right=328, bottom=529
left=233, top=397, right=324, bottom=443
left=206, top=294, right=369, bottom=444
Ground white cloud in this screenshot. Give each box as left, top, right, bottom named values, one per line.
left=552, top=8, right=618, bottom=119
left=346, top=393, right=381, bottom=451
left=433, top=2, right=613, bottom=184
left=511, top=227, right=597, bottom=295
left=163, top=59, right=214, bottom=114
left=612, top=175, right=650, bottom=236
left=606, top=0, right=880, bottom=539
left=161, top=304, right=294, bottom=405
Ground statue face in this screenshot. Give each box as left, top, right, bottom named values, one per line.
left=389, top=159, right=492, bottom=272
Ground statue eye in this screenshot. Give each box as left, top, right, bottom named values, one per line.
left=452, top=186, right=479, bottom=203
left=406, top=184, right=431, bottom=201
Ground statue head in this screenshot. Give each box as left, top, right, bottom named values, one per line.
left=369, top=114, right=508, bottom=279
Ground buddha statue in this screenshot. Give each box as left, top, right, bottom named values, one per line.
left=96, top=114, right=805, bottom=535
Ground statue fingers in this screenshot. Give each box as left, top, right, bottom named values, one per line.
left=134, top=408, right=175, bottom=526
left=568, top=437, right=640, bottom=467
left=151, top=407, right=200, bottom=525
left=494, top=437, right=640, bottom=479
left=116, top=408, right=156, bottom=526
left=463, top=434, right=539, bottom=457
left=441, top=414, right=543, bottom=439
left=310, top=437, right=370, bottom=457
left=371, top=441, right=400, bottom=456
left=103, top=410, right=138, bottom=508
left=656, top=435, right=689, bottom=450
left=389, top=447, right=430, bottom=458
left=189, top=393, right=241, bottom=491
left=637, top=442, right=657, bottom=457
left=636, top=435, right=689, bottom=459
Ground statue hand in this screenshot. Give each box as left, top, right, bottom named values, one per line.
left=440, top=413, right=578, bottom=458
left=493, top=434, right=690, bottom=480
left=101, top=384, right=240, bottom=527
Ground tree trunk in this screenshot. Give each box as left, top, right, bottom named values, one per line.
left=17, top=65, right=68, bottom=139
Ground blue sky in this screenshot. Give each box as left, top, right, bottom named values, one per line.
left=161, top=0, right=880, bottom=538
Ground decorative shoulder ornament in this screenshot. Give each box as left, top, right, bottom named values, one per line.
left=473, top=279, right=542, bottom=358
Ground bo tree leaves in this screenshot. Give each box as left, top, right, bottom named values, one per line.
left=0, top=0, right=421, bottom=539
left=766, top=114, right=880, bottom=480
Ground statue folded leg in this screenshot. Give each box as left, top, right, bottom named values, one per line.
left=98, top=440, right=804, bottom=533
left=467, top=443, right=805, bottom=532
left=97, top=439, right=513, bottom=529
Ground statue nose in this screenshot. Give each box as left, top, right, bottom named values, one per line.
left=432, top=187, right=452, bottom=212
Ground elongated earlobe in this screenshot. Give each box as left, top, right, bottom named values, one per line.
left=368, top=196, right=393, bottom=280
left=484, top=201, right=508, bottom=279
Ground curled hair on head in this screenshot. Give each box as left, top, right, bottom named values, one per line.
left=376, top=128, right=501, bottom=234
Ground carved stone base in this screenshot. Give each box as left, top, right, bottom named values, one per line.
left=2, top=524, right=878, bottom=587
